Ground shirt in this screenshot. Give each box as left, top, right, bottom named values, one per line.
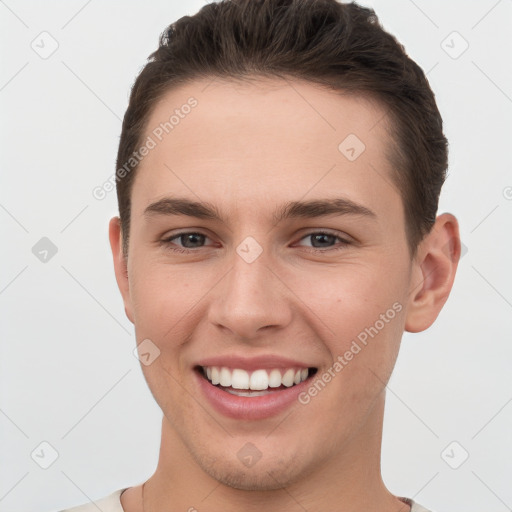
left=57, top=488, right=434, bottom=511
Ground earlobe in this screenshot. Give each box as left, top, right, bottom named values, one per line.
left=108, top=217, right=134, bottom=324
left=405, top=213, right=461, bottom=333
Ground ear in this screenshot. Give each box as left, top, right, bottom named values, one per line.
left=108, top=217, right=134, bottom=324
left=405, top=213, right=461, bottom=333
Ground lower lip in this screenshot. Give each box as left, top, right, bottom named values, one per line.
left=194, top=369, right=313, bottom=420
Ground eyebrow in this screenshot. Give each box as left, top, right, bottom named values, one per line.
left=143, top=197, right=377, bottom=223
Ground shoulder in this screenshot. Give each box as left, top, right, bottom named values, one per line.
left=398, top=497, right=433, bottom=512
left=411, top=503, right=434, bottom=512
left=400, top=497, right=434, bottom=512
left=56, top=488, right=127, bottom=512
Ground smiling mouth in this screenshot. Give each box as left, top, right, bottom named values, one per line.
left=195, top=365, right=318, bottom=397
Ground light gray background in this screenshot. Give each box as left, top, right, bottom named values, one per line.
left=1, top=1, right=511, bottom=511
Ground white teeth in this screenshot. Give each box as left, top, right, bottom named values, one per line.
left=201, top=366, right=311, bottom=391
left=219, top=367, right=231, bottom=387
left=211, top=367, right=220, bottom=385
left=231, top=369, right=250, bottom=389
left=226, top=388, right=272, bottom=397
left=268, top=369, right=282, bottom=388
left=250, top=369, right=269, bottom=390
left=281, top=369, right=295, bottom=387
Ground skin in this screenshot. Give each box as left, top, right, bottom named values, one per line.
left=109, top=77, right=460, bottom=512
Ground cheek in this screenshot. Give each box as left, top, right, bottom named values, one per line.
left=290, top=260, right=407, bottom=344
left=129, top=260, right=214, bottom=351
left=288, top=258, right=409, bottom=407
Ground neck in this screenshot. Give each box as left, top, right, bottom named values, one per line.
left=139, top=392, right=407, bottom=512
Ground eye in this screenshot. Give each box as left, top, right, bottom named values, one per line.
left=160, top=230, right=352, bottom=254
left=161, top=232, right=213, bottom=253
left=295, top=231, right=352, bottom=252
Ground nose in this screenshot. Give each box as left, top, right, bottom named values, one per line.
left=207, top=247, right=293, bottom=341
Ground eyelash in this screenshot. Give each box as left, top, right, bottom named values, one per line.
left=160, top=230, right=352, bottom=254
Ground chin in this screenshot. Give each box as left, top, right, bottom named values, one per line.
left=204, top=462, right=298, bottom=491
left=191, top=446, right=308, bottom=491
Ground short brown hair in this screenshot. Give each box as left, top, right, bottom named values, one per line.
left=115, top=0, right=448, bottom=257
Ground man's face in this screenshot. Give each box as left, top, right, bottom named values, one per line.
left=116, top=77, right=417, bottom=489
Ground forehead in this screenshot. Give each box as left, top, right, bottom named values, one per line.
left=131, top=77, right=401, bottom=225
left=144, top=76, right=391, bottom=155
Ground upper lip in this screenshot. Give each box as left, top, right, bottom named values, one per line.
left=195, top=355, right=315, bottom=372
